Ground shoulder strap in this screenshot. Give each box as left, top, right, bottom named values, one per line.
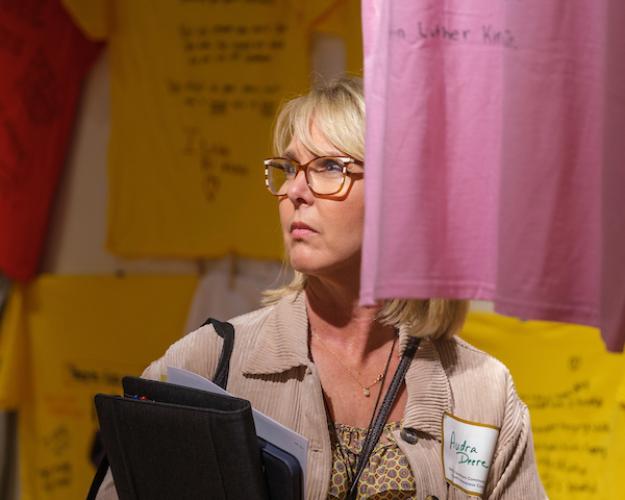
left=86, top=455, right=110, bottom=500
left=346, top=336, right=422, bottom=500
left=201, top=317, right=235, bottom=390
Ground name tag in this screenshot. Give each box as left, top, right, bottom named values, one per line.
left=442, top=412, right=500, bottom=497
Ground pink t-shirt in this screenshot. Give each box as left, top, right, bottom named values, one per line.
left=360, top=0, right=625, bottom=351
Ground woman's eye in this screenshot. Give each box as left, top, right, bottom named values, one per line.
left=318, top=158, right=343, bottom=172
left=283, top=161, right=297, bottom=175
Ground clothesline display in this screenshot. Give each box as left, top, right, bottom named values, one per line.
left=62, top=0, right=361, bottom=262
left=0, top=0, right=101, bottom=281
left=360, top=0, right=625, bottom=351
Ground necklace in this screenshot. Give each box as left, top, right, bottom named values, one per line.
left=311, top=330, right=397, bottom=397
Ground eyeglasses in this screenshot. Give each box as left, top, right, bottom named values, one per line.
left=264, top=156, right=364, bottom=198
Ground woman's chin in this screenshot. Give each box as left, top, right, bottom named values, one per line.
left=289, top=252, right=324, bottom=276
left=288, top=247, right=361, bottom=279
left=290, top=260, right=318, bottom=276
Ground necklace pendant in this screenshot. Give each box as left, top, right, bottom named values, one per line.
left=363, top=387, right=371, bottom=397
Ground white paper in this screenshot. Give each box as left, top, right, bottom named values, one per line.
left=442, top=412, right=500, bottom=497
left=167, top=366, right=308, bottom=491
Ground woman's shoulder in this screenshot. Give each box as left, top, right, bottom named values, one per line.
left=228, top=302, right=276, bottom=332
left=141, top=300, right=281, bottom=381
left=433, top=335, right=526, bottom=428
left=436, top=335, right=516, bottom=384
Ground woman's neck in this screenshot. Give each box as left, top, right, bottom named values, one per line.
left=305, top=276, right=395, bottom=364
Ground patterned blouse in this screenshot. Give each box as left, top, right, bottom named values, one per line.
left=328, top=421, right=416, bottom=499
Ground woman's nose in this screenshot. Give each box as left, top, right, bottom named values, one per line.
left=287, top=170, right=313, bottom=203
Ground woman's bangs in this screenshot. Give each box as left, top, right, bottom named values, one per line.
left=274, top=89, right=363, bottom=160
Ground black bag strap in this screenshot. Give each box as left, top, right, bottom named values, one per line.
left=346, top=336, right=421, bottom=500
left=86, top=455, right=110, bottom=500
left=87, top=317, right=235, bottom=499
left=201, top=317, right=235, bottom=390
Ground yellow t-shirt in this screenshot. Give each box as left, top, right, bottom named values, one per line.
left=62, top=0, right=360, bottom=260
left=462, top=312, right=625, bottom=500
left=0, top=274, right=197, bottom=500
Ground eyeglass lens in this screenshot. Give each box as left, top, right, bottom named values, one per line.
left=266, top=157, right=346, bottom=195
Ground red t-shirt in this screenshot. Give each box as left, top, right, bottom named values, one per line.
left=0, top=0, right=101, bottom=280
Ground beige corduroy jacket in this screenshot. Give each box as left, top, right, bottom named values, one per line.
left=96, top=291, right=547, bottom=500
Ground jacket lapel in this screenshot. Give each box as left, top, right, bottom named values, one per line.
left=400, top=333, right=452, bottom=441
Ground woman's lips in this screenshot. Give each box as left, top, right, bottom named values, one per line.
left=290, top=222, right=316, bottom=239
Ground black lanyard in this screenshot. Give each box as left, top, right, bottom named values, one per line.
left=345, top=336, right=421, bottom=500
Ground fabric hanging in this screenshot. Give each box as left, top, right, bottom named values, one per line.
left=360, top=0, right=625, bottom=351
left=62, top=0, right=359, bottom=261
left=0, top=275, right=197, bottom=500
left=312, top=0, right=363, bottom=76
left=184, top=257, right=284, bottom=333
left=0, top=0, right=101, bottom=281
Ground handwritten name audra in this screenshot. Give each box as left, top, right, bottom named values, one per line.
left=450, top=432, right=489, bottom=469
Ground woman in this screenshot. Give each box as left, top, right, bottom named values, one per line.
left=97, top=77, right=546, bottom=499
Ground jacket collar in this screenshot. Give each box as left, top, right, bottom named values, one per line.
left=241, top=291, right=311, bottom=375
left=401, top=337, right=451, bottom=441
left=241, top=291, right=451, bottom=441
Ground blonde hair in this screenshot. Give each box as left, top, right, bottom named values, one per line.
left=273, top=76, right=364, bottom=160
left=263, top=76, right=468, bottom=339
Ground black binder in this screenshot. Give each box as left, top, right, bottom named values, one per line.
left=93, top=376, right=302, bottom=500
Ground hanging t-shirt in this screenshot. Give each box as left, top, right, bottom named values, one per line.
left=62, top=0, right=354, bottom=261
left=0, top=0, right=101, bottom=281
left=360, top=0, right=625, bottom=351
left=0, top=274, right=197, bottom=500
left=184, top=257, right=283, bottom=333
left=604, top=376, right=625, bottom=500
left=313, top=0, right=363, bottom=76
left=461, top=312, right=625, bottom=499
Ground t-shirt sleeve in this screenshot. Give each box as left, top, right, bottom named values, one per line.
left=62, top=0, right=112, bottom=40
